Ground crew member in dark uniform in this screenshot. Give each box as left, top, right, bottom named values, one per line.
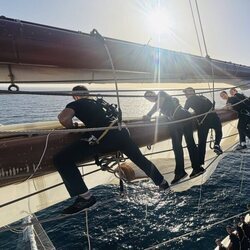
left=183, top=87, right=223, bottom=166
left=143, top=90, right=205, bottom=184
left=226, top=225, right=241, bottom=250
left=220, top=90, right=250, bottom=150
left=215, top=239, right=227, bottom=250
left=230, top=87, right=250, bottom=107
left=54, top=85, right=169, bottom=214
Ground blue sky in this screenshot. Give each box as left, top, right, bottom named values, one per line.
left=1, top=0, right=250, bottom=65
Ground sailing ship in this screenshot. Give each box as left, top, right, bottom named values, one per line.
left=0, top=16, right=249, bottom=238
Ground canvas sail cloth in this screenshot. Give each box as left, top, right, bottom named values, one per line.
left=0, top=16, right=250, bottom=86
left=0, top=16, right=245, bottom=228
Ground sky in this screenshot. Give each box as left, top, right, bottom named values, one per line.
left=1, top=0, right=250, bottom=66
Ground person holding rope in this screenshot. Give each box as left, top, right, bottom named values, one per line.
left=183, top=87, right=223, bottom=167
left=143, top=90, right=205, bottom=184
left=220, top=90, right=250, bottom=150
left=54, top=85, right=169, bottom=214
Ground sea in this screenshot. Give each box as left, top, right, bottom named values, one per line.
left=0, top=84, right=249, bottom=250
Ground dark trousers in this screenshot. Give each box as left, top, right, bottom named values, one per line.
left=169, top=112, right=200, bottom=176
left=197, top=113, right=222, bottom=165
left=53, top=128, right=164, bottom=197
left=238, top=114, right=250, bottom=143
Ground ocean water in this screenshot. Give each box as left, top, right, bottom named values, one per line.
left=0, top=86, right=249, bottom=250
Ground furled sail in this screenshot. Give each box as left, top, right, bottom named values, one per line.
left=0, top=16, right=250, bottom=86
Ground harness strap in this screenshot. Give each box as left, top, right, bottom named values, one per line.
left=197, top=107, right=213, bottom=126
left=96, top=119, right=118, bottom=144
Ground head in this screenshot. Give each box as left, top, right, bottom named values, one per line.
left=183, top=87, right=195, bottom=99
left=226, top=225, right=233, bottom=234
left=239, top=216, right=245, bottom=223
left=172, top=97, right=180, bottom=107
left=144, top=90, right=158, bottom=102
left=220, top=91, right=228, bottom=100
left=72, top=85, right=89, bottom=100
left=229, top=87, right=238, bottom=96
left=215, top=239, right=222, bottom=246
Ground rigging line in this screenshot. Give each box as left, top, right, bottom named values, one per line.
left=197, top=173, right=204, bottom=211
left=144, top=209, right=250, bottom=250
left=0, top=81, right=248, bottom=97
left=189, top=0, right=203, bottom=56
left=32, top=227, right=46, bottom=250
left=85, top=210, right=92, bottom=250
left=194, top=0, right=208, bottom=56
left=239, top=154, right=245, bottom=194
left=21, top=133, right=52, bottom=184
left=0, top=82, right=247, bottom=94
left=0, top=107, right=238, bottom=135
left=102, top=40, right=122, bottom=130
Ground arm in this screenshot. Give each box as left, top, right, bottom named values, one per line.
left=184, top=99, right=190, bottom=110
left=147, top=94, right=166, bottom=116
left=58, top=108, right=76, bottom=128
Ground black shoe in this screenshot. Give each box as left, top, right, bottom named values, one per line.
left=159, top=181, right=170, bottom=191
left=235, top=144, right=247, bottom=150
left=190, top=167, right=206, bottom=178
left=214, top=145, right=223, bottom=155
left=62, top=196, right=96, bottom=215
left=171, top=172, right=188, bottom=185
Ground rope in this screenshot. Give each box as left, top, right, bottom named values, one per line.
left=145, top=209, right=250, bottom=250
left=85, top=210, right=91, bottom=250
left=239, top=154, right=245, bottom=194
left=197, top=173, right=204, bottom=211
left=0, top=106, right=238, bottom=136
left=20, top=132, right=52, bottom=183
left=90, top=29, right=122, bottom=130
left=189, top=0, right=203, bottom=56
left=0, top=81, right=248, bottom=97
left=194, top=0, right=208, bottom=56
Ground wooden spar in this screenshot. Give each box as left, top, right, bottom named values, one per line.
left=1, top=16, right=250, bottom=84
left=0, top=110, right=237, bottom=188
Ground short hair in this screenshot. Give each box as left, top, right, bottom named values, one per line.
left=230, top=87, right=237, bottom=92
left=183, top=87, right=195, bottom=95
left=172, top=97, right=180, bottom=105
left=72, top=85, right=89, bottom=96
left=220, top=90, right=227, bottom=95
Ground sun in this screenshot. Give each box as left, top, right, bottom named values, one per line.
left=147, top=8, right=172, bottom=35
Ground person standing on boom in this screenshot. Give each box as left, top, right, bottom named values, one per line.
left=183, top=87, right=223, bottom=167
left=143, top=90, right=205, bottom=185
left=54, top=85, right=169, bottom=214
left=220, top=90, right=250, bottom=150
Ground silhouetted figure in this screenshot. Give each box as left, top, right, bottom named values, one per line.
left=144, top=90, right=205, bottom=184
left=220, top=90, right=250, bottom=150
left=54, top=85, right=169, bottom=214
left=183, top=87, right=223, bottom=166
left=226, top=225, right=240, bottom=250
left=215, top=238, right=227, bottom=250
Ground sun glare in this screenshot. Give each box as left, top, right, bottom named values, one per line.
left=148, top=8, right=172, bottom=34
